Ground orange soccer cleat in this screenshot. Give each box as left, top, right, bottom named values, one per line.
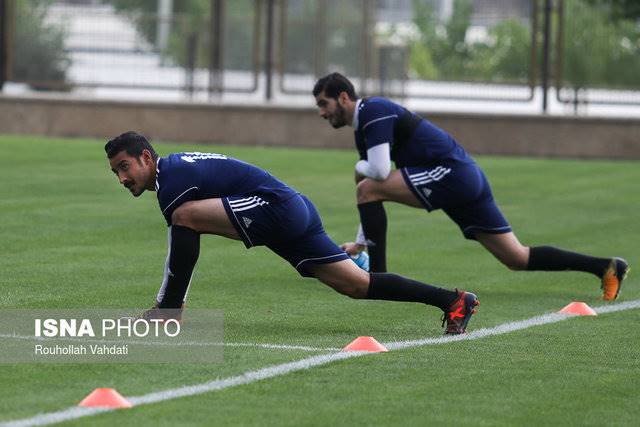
left=601, top=258, right=629, bottom=301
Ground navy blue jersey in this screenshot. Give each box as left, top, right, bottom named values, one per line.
left=354, top=97, right=473, bottom=167
left=156, top=152, right=298, bottom=225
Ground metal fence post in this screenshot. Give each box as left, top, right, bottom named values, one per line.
left=185, top=32, right=198, bottom=98
left=313, top=0, right=327, bottom=78
left=0, top=0, right=7, bottom=90
left=264, top=0, right=275, bottom=100
left=361, top=0, right=374, bottom=97
left=156, top=0, right=173, bottom=54
left=541, top=0, right=552, bottom=113
left=555, top=0, right=565, bottom=104
left=209, top=0, right=224, bottom=100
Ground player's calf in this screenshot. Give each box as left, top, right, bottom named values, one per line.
left=357, top=201, right=388, bottom=272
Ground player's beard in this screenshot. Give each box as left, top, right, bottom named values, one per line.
left=329, top=103, right=348, bottom=128
left=125, top=180, right=145, bottom=197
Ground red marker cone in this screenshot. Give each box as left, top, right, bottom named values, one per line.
left=78, top=388, right=132, bottom=408
left=559, top=302, right=597, bottom=316
left=342, top=336, right=389, bottom=352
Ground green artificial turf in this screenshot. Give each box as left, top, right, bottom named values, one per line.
left=0, top=135, right=638, bottom=426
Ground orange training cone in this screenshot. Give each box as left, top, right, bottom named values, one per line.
left=342, top=336, right=389, bottom=352
left=78, top=388, right=132, bottom=408
left=558, top=302, right=597, bottom=316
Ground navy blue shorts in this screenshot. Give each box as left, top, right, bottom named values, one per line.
left=400, top=161, right=512, bottom=240
left=222, top=193, right=349, bottom=276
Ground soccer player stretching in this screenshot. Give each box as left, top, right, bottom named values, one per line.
left=313, top=72, right=628, bottom=301
left=105, top=131, right=478, bottom=334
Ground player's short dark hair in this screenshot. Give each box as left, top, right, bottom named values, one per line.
left=313, top=72, right=358, bottom=101
left=105, top=131, right=158, bottom=161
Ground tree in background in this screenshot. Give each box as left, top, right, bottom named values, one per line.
left=586, top=0, right=640, bottom=22
left=473, top=18, right=531, bottom=83
left=410, top=0, right=475, bottom=81
left=410, top=0, right=531, bottom=84
left=13, top=0, right=70, bottom=90
left=561, top=0, right=640, bottom=92
left=409, top=0, right=640, bottom=92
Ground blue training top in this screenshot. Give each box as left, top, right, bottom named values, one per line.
left=354, top=97, right=474, bottom=167
left=156, top=152, right=299, bottom=225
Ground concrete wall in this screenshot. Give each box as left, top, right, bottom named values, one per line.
left=1, top=94, right=639, bottom=159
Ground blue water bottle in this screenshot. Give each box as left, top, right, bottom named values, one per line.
left=350, top=251, right=370, bottom=272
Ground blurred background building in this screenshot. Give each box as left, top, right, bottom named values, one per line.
left=2, top=0, right=640, bottom=116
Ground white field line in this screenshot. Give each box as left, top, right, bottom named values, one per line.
left=224, top=342, right=341, bottom=352
left=0, top=333, right=340, bottom=352
left=2, top=299, right=639, bottom=427
left=385, top=299, right=640, bottom=350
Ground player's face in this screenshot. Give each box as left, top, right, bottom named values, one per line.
left=109, top=150, right=154, bottom=197
left=315, top=92, right=348, bottom=128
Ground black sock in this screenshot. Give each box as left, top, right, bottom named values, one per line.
left=367, top=273, right=458, bottom=311
left=159, top=225, right=201, bottom=308
left=527, top=246, right=610, bottom=277
left=358, top=201, right=387, bottom=272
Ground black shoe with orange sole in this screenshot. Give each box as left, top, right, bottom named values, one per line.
left=442, top=290, right=479, bottom=335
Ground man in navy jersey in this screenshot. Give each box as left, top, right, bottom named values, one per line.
left=105, top=131, right=480, bottom=334
left=313, top=72, right=629, bottom=301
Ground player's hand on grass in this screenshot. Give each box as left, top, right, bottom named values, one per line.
left=137, top=303, right=184, bottom=322
left=341, top=241, right=366, bottom=256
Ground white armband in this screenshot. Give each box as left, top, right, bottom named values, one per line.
left=354, top=143, right=391, bottom=180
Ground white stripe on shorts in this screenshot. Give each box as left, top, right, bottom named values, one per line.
left=228, top=196, right=256, bottom=205
left=229, top=197, right=260, bottom=208
left=409, top=166, right=447, bottom=179
left=411, top=167, right=451, bottom=185
left=232, top=200, right=269, bottom=212
left=412, top=172, right=447, bottom=185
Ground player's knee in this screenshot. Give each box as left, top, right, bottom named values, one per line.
left=171, top=204, right=194, bottom=228
left=356, top=179, right=381, bottom=204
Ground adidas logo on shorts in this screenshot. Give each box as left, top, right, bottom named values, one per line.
left=242, top=216, right=252, bottom=228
